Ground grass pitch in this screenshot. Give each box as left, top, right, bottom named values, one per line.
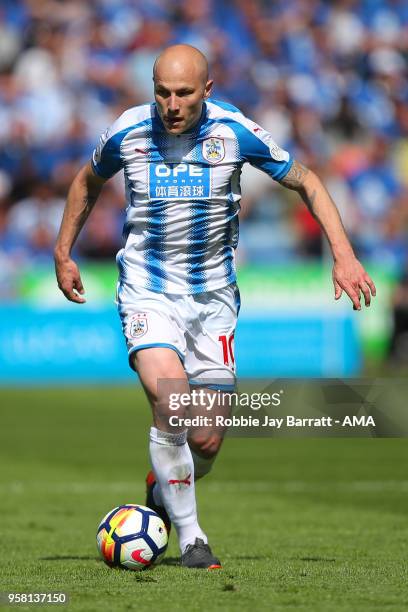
left=1, top=386, right=408, bottom=611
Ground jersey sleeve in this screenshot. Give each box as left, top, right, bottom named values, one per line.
left=235, top=117, right=293, bottom=182
left=91, top=119, right=126, bottom=179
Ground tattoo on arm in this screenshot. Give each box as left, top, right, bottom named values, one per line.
left=280, top=160, right=309, bottom=189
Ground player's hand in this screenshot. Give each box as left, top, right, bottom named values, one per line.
left=54, top=255, right=86, bottom=304
left=332, top=256, right=376, bottom=310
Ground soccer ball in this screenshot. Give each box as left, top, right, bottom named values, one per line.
left=96, top=504, right=168, bottom=570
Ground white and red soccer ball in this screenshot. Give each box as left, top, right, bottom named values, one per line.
left=97, top=504, right=168, bottom=570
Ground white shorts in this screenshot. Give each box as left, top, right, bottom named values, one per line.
left=116, top=282, right=240, bottom=388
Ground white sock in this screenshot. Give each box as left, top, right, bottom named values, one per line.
left=152, top=449, right=215, bottom=506
left=190, top=449, right=216, bottom=479
left=149, top=427, right=207, bottom=553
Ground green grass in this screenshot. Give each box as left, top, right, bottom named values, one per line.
left=0, top=387, right=408, bottom=611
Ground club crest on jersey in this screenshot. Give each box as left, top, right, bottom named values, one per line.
left=128, top=313, right=148, bottom=339
left=202, top=137, right=225, bottom=164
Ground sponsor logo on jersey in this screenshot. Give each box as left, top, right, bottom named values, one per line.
left=202, top=137, right=225, bottom=164
left=128, top=313, right=148, bottom=338
left=148, top=162, right=210, bottom=200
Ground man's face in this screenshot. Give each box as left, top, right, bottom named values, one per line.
left=154, top=74, right=212, bottom=135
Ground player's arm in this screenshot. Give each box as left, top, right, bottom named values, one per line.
left=279, top=160, right=376, bottom=310
left=54, top=162, right=106, bottom=303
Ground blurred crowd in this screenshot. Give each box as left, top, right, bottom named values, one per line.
left=0, top=0, right=408, bottom=280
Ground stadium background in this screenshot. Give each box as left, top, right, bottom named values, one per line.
left=1, top=0, right=407, bottom=382
left=1, top=2, right=408, bottom=609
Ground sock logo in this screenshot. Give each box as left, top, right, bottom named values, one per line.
left=168, top=473, right=191, bottom=487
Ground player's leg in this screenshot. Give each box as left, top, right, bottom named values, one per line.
left=170, top=285, right=238, bottom=568
left=132, top=348, right=220, bottom=565
left=184, top=283, right=239, bottom=478
left=137, top=347, right=186, bottom=534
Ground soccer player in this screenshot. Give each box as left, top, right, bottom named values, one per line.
left=54, top=44, right=376, bottom=569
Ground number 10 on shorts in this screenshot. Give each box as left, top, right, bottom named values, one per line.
left=218, top=334, right=235, bottom=368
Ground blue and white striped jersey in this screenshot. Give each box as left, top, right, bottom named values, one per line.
left=92, top=98, right=293, bottom=295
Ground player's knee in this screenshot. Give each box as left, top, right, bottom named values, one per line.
left=188, top=432, right=222, bottom=459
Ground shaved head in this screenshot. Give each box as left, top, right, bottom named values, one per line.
left=153, top=44, right=209, bottom=85
left=153, top=45, right=213, bottom=134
